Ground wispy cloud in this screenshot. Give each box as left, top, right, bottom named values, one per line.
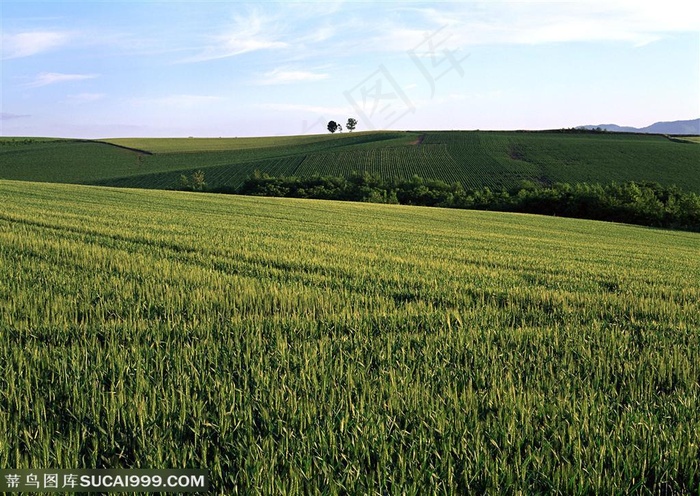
left=259, top=68, right=330, bottom=85
left=0, top=112, right=31, bottom=121
left=172, top=2, right=699, bottom=68
left=26, top=72, right=99, bottom=88
left=67, top=93, right=106, bottom=103
left=180, top=10, right=288, bottom=63
left=2, top=30, right=73, bottom=59
left=388, top=2, right=700, bottom=49
left=131, top=94, right=224, bottom=108
left=258, top=102, right=352, bottom=115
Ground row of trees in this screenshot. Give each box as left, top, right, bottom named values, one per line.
left=232, top=172, right=700, bottom=231
left=328, top=118, right=357, bottom=133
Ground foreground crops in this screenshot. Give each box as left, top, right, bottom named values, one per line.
left=1, top=180, right=699, bottom=494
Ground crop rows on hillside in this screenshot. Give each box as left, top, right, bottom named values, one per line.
left=422, top=132, right=539, bottom=189
left=476, top=132, right=700, bottom=190
left=417, top=131, right=700, bottom=192
left=95, top=156, right=304, bottom=190
left=2, top=131, right=699, bottom=194
left=103, top=131, right=414, bottom=154
left=0, top=140, right=144, bottom=184
left=0, top=133, right=414, bottom=187
left=295, top=144, right=469, bottom=184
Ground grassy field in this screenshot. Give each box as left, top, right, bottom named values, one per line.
left=427, top=131, right=700, bottom=189
left=0, top=133, right=414, bottom=188
left=103, top=131, right=413, bottom=154
left=1, top=131, right=699, bottom=193
left=1, top=179, right=698, bottom=494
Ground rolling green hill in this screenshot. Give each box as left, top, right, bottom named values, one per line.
left=1, top=130, right=698, bottom=193
left=1, top=179, right=698, bottom=493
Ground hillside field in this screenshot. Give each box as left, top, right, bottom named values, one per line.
left=1, top=180, right=698, bottom=494
left=1, top=130, right=698, bottom=193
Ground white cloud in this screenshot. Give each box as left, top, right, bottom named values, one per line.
left=375, top=1, right=700, bottom=50
left=260, top=68, right=330, bottom=85
left=258, top=103, right=353, bottom=115
left=180, top=10, right=288, bottom=63
left=0, top=112, right=31, bottom=121
left=26, top=72, right=99, bottom=88
left=215, top=36, right=288, bottom=58
left=67, top=93, right=106, bottom=103
left=131, top=94, right=224, bottom=108
left=300, top=25, right=336, bottom=44
left=2, top=31, right=73, bottom=59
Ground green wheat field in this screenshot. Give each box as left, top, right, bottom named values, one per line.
left=1, top=179, right=699, bottom=494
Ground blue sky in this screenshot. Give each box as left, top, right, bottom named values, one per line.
left=1, top=0, right=699, bottom=137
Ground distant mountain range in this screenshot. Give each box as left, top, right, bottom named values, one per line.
left=578, top=118, right=700, bottom=135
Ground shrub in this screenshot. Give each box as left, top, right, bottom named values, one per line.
left=235, top=174, right=700, bottom=231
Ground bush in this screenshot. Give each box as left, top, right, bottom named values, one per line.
left=178, top=170, right=207, bottom=191
left=234, top=174, right=700, bottom=232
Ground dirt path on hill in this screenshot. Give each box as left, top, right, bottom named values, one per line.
left=411, top=134, right=426, bottom=146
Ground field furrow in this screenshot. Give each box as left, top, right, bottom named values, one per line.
left=1, top=179, right=699, bottom=494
